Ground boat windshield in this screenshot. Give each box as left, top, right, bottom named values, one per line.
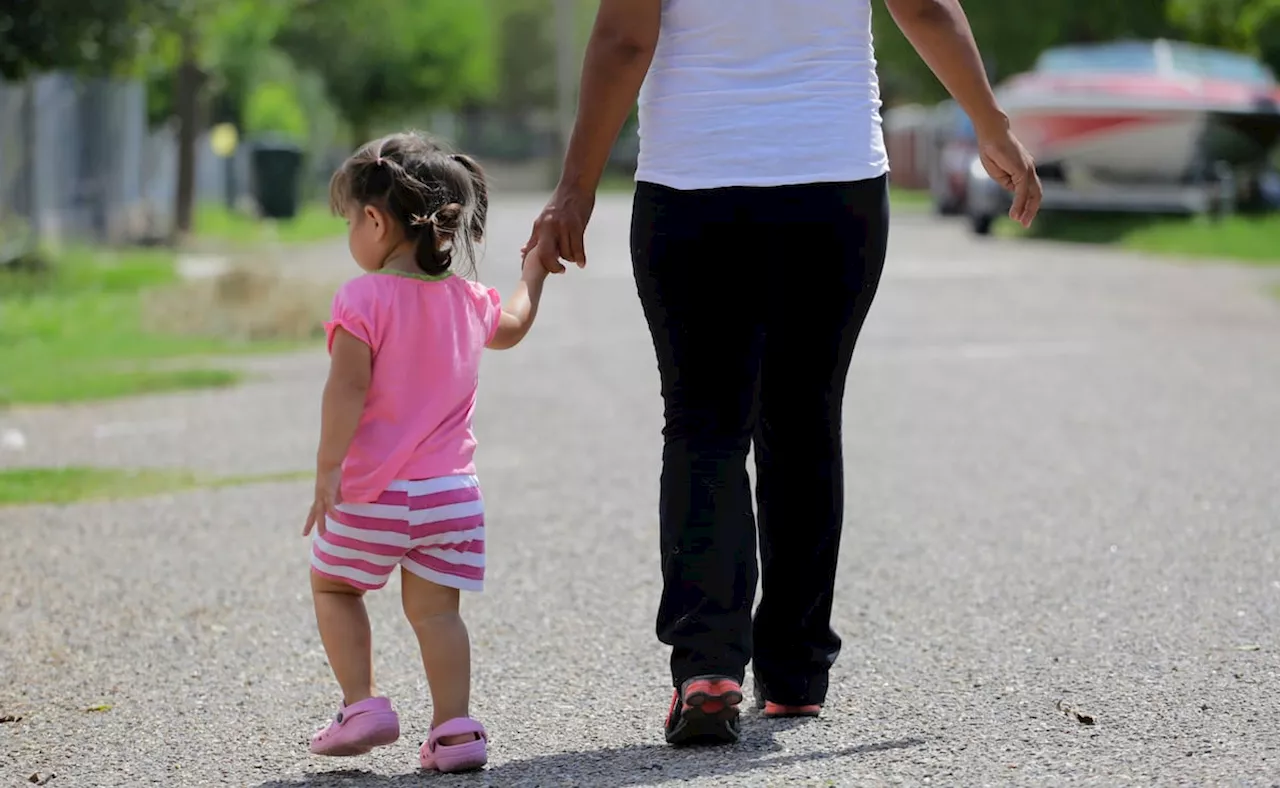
left=1168, top=43, right=1276, bottom=85
left=1034, top=40, right=1277, bottom=85
left=1036, top=42, right=1157, bottom=74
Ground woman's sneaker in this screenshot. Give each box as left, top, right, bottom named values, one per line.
left=752, top=681, right=822, bottom=719
left=664, top=676, right=744, bottom=745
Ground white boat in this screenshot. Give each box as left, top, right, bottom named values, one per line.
left=964, top=39, right=1280, bottom=232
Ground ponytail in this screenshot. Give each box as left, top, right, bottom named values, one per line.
left=410, top=203, right=463, bottom=277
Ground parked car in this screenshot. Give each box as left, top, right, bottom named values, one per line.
left=928, top=101, right=979, bottom=216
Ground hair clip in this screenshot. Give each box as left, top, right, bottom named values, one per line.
left=410, top=214, right=432, bottom=227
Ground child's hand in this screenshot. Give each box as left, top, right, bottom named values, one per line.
left=303, top=467, right=342, bottom=536
left=522, top=240, right=562, bottom=278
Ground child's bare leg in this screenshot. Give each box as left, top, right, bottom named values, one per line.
left=312, top=572, right=376, bottom=704
left=400, top=569, right=473, bottom=745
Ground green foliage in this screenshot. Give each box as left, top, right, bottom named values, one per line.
left=493, top=0, right=557, bottom=114
left=134, top=0, right=301, bottom=127
left=0, top=0, right=147, bottom=78
left=1168, top=0, right=1280, bottom=72
left=276, top=0, right=496, bottom=139
left=244, top=81, right=309, bottom=143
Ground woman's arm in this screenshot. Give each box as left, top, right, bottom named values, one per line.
left=883, top=0, right=1004, bottom=135
left=560, top=0, right=662, bottom=200
left=524, top=0, right=662, bottom=269
left=884, top=0, right=1042, bottom=225
left=487, top=252, right=551, bottom=350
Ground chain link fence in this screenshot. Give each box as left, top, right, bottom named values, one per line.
left=0, top=72, right=641, bottom=263
left=0, top=72, right=255, bottom=258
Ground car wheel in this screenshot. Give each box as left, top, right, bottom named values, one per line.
left=970, top=212, right=993, bottom=236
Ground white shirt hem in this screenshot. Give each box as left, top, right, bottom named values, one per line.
left=632, top=161, right=891, bottom=191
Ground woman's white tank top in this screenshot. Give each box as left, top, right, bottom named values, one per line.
left=635, top=0, right=889, bottom=190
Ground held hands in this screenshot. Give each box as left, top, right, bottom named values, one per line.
left=521, top=183, right=596, bottom=275
left=520, top=240, right=555, bottom=283
left=303, top=466, right=342, bottom=537
left=974, top=118, right=1043, bottom=228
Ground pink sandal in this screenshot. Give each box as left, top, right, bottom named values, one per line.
left=309, top=697, right=401, bottom=756
left=419, top=717, right=488, bottom=773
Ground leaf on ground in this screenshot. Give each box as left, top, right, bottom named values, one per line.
left=0, top=714, right=22, bottom=723
left=1056, top=699, right=1096, bottom=725
left=28, top=773, right=55, bottom=785
left=84, top=704, right=112, bottom=713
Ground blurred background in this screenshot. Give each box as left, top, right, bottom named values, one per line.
left=2, top=0, right=1279, bottom=255
left=1, top=0, right=1279, bottom=410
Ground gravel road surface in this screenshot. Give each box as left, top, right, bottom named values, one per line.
left=3, top=196, right=1279, bottom=787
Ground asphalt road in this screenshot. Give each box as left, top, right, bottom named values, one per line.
left=3, top=195, right=1279, bottom=787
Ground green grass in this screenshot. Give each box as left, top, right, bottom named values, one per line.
left=0, top=467, right=311, bottom=507
left=194, top=202, right=346, bottom=246
left=997, top=211, right=1280, bottom=265
left=597, top=171, right=637, bottom=193
left=0, top=247, right=290, bottom=405
left=889, top=187, right=931, bottom=211
left=13, top=368, right=244, bottom=406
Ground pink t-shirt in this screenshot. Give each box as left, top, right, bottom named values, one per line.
left=324, top=271, right=502, bottom=504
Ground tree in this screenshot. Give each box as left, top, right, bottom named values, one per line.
left=0, top=0, right=145, bottom=79
left=136, top=0, right=298, bottom=239
left=275, top=0, right=496, bottom=143
left=1168, top=0, right=1280, bottom=72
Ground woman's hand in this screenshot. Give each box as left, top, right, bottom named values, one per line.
left=304, top=466, right=342, bottom=537
left=975, top=121, right=1042, bottom=228
left=883, top=0, right=1042, bottom=227
left=522, top=183, right=597, bottom=273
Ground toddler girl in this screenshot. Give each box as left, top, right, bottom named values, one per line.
left=301, top=131, right=548, bottom=773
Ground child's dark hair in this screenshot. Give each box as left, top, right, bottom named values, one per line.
left=329, top=132, right=488, bottom=277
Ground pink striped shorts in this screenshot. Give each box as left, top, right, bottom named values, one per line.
left=310, top=475, right=485, bottom=592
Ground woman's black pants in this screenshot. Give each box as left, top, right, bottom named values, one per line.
left=630, top=175, right=890, bottom=707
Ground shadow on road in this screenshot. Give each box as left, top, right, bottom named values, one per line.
left=254, top=730, right=927, bottom=787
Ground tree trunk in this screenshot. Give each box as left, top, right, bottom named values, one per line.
left=173, top=29, right=206, bottom=243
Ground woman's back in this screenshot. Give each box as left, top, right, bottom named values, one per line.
left=636, top=0, right=887, bottom=190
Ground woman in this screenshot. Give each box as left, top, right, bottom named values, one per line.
left=525, top=0, right=1041, bottom=746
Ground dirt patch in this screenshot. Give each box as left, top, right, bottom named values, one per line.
left=142, top=265, right=331, bottom=342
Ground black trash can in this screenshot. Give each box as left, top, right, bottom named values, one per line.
left=250, top=140, right=304, bottom=220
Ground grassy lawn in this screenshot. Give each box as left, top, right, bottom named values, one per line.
left=0, top=246, right=307, bottom=406
left=997, top=211, right=1280, bottom=265
left=0, top=466, right=310, bottom=506
left=194, top=202, right=346, bottom=246
left=889, top=187, right=931, bottom=211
